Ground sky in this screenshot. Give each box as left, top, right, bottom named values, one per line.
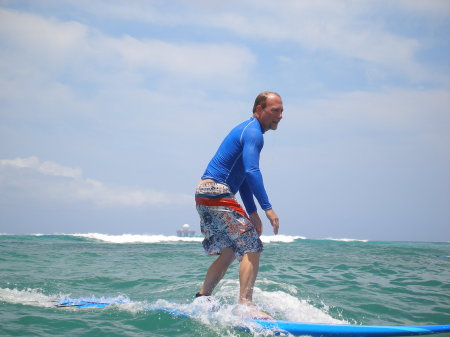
left=0, top=0, right=449, bottom=241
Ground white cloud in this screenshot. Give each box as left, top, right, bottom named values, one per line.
left=0, top=2, right=253, bottom=184
left=104, top=35, right=255, bottom=79
left=0, top=156, right=191, bottom=207
left=0, top=8, right=88, bottom=70
left=286, top=88, right=450, bottom=155
left=48, top=0, right=442, bottom=82
left=0, top=5, right=256, bottom=147
left=394, top=0, right=450, bottom=15
left=0, top=156, right=82, bottom=179
left=0, top=7, right=255, bottom=88
left=299, top=88, right=450, bottom=130
left=207, top=1, right=427, bottom=81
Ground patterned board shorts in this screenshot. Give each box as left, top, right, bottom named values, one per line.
left=195, top=182, right=263, bottom=261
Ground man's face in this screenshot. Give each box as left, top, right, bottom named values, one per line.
left=256, top=95, right=283, bottom=132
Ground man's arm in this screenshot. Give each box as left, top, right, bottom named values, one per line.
left=249, top=210, right=279, bottom=235
left=240, top=180, right=278, bottom=235
left=241, top=128, right=272, bottom=211
left=241, top=126, right=279, bottom=234
left=249, top=211, right=263, bottom=236
left=239, top=178, right=257, bottom=215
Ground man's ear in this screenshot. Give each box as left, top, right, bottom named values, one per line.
left=254, top=104, right=263, bottom=117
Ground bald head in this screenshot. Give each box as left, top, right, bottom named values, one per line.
left=252, top=91, right=282, bottom=114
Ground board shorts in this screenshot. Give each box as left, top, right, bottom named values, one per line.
left=195, top=182, right=263, bottom=261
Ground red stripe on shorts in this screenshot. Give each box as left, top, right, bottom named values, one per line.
left=195, top=197, right=248, bottom=218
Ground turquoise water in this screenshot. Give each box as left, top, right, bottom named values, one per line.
left=1, top=234, right=449, bottom=336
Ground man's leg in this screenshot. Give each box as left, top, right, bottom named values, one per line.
left=238, top=252, right=260, bottom=305
left=238, top=252, right=273, bottom=319
left=198, top=247, right=235, bottom=296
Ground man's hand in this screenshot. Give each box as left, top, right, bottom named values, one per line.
left=249, top=211, right=263, bottom=237
left=265, top=209, right=279, bottom=234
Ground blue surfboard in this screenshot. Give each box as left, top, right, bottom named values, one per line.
left=56, top=298, right=450, bottom=336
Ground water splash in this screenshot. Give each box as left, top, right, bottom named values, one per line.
left=0, top=287, right=62, bottom=308
left=1, top=285, right=345, bottom=325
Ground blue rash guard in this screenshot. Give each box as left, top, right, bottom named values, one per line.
left=201, top=117, right=272, bottom=215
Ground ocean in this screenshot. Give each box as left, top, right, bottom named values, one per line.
left=1, top=234, right=449, bottom=337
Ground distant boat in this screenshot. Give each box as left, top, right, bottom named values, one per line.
left=176, top=224, right=196, bottom=237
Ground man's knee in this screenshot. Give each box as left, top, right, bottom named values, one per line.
left=242, top=251, right=260, bottom=262
left=219, top=247, right=235, bottom=264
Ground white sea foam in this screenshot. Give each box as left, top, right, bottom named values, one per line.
left=0, top=288, right=148, bottom=313
left=260, top=234, right=305, bottom=243
left=214, top=279, right=345, bottom=325
left=0, top=288, right=63, bottom=308
left=323, top=237, right=369, bottom=242
left=70, top=233, right=203, bottom=243
left=152, top=286, right=345, bottom=335
left=1, top=286, right=346, bottom=327
left=257, top=290, right=344, bottom=324
left=67, top=233, right=304, bottom=244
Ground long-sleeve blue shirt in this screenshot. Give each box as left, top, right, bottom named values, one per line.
left=201, top=117, right=272, bottom=214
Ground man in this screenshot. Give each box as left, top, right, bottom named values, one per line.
left=194, top=91, right=283, bottom=318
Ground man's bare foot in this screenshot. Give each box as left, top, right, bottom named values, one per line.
left=192, top=295, right=220, bottom=312
left=232, top=304, right=273, bottom=320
